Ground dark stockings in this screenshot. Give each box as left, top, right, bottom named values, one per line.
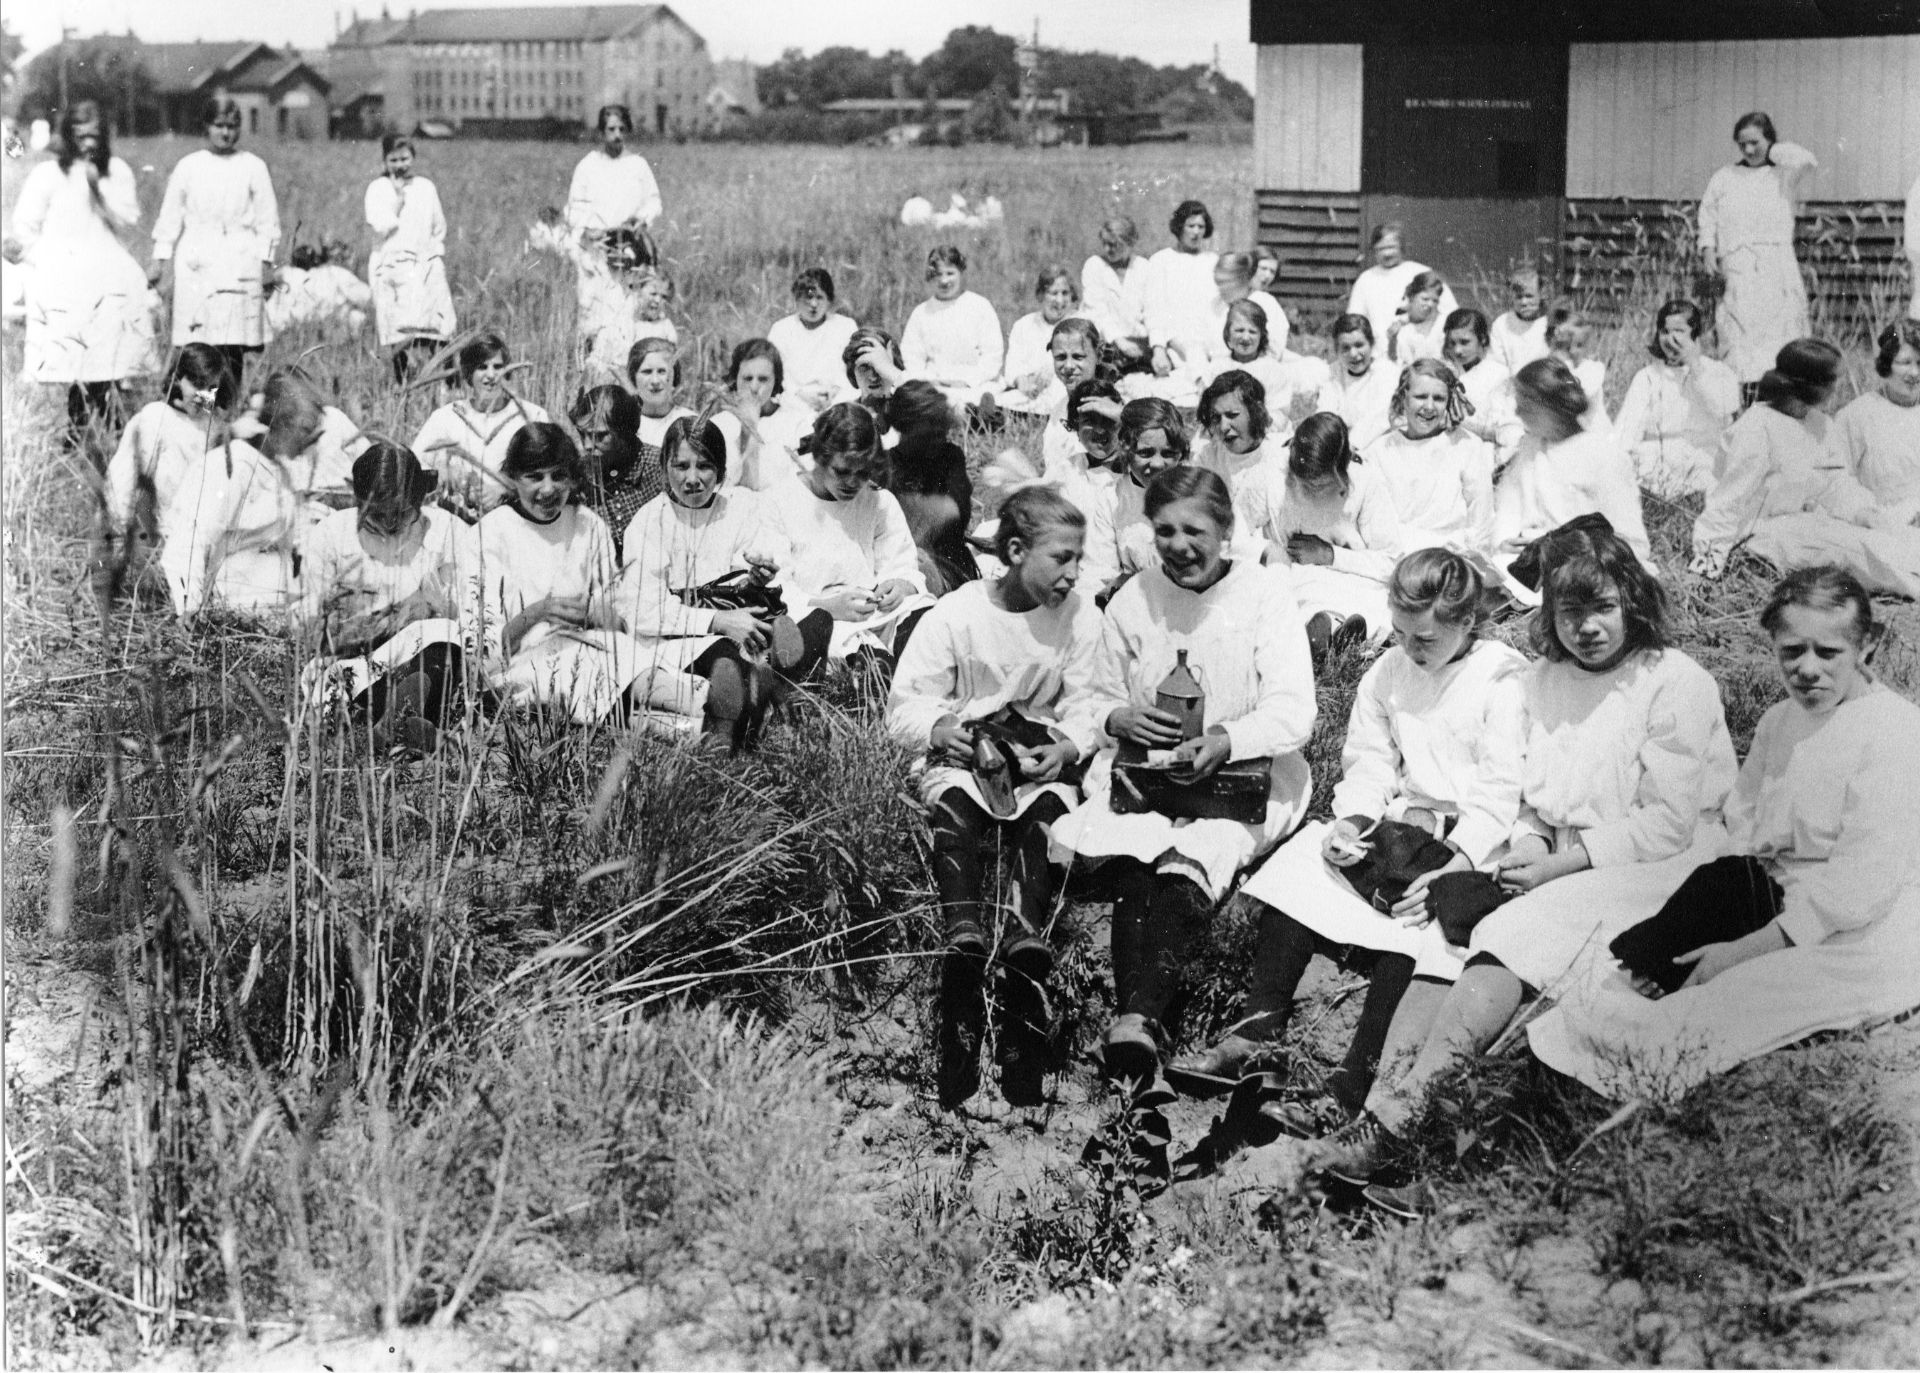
left=1109, top=863, right=1214, bottom=1032
left=65, top=383, right=124, bottom=459
left=359, top=643, right=465, bottom=727
left=391, top=339, right=440, bottom=386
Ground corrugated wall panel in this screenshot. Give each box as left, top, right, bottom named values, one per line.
left=1569, top=36, right=1920, bottom=201
left=1254, top=44, right=1362, bottom=191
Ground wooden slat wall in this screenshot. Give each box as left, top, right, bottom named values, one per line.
left=1562, top=197, right=1910, bottom=336
left=1568, top=37, right=1920, bottom=201
left=1256, top=190, right=1363, bottom=330
left=1253, top=44, right=1363, bottom=192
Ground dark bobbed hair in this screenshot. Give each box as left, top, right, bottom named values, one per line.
left=1118, top=397, right=1190, bottom=463
left=1065, top=377, right=1122, bottom=427
left=660, top=415, right=727, bottom=476
left=1197, top=368, right=1271, bottom=445
left=1513, top=357, right=1592, bottom=427
left=596, top=103, right=634, bottom=133
left=1733, top=110, right=1777, bottom=145
left=1223, top=298, right=1270, bottom=356
left=257, top=370, right=328, bottom=457
left=1287, top=411, right=1357, bottom=482
left=805, top=402, right=886, bottom=477
left=842, top=326, right=904, bottom=388
left=625, top=335, right=682, bottom=390
left=501, top=421, right=586, bottom=486
left=727, top=337, right=784, bottom=396
left=1143, top=465, right=1234, bottom=534
left=1759, top=564, right=1876, bottom=648
left=1387, top=547, right=1489, bottom=633
left=1873, top=318, right=1920, bottom=378
left=204, top=95, right=242, bottom=127
left=1530, top=524, right=1670, bottom=663
left=351, top=440, right=436, bottom=507
left=926, top=244, right=967, bottom=276
left=886, top=379, right=953, bottom=438
left=289, top=242, right=326, bottom=270
left=1404, top=269, right=1446, bottom=299
left=164, top=342, right=238, bottom=412
left=994, top=484, right=1087, bottom=565
left=1649, top=298, right=1706, bottom=358
left=1756, top=338, right=1842, bottom=409
left=1331, top=312, right=1375, bottom=346
left=1050, top=316, right=1103, bottom=355
left=1546, top=299, right=1588, bottom=349
left=567, top=384, right=642, bottom=480
left=456, top=331, right=510, bottom=384
left=380, top=132, right=414, bottom=158
left=1444, top=307, right=1491, bottom=346
left=57, top=101, right=110, bottom=173
left=791, top=267, right=835, bottom=300
left=1168, top=198, right=1214, bottom=239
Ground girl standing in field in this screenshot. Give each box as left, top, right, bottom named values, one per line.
left=565, top=104, right=662, bottom=240
left=767, top=268, right=859, bottom=412
left=888, top=486, right=1104, bottom=1109
left=150, top=96, right=281, bottom=382
left=1268, top=412, right=1404, bottom=654
left=1346, top=223, right=1457, bottom=351
left=886, top=381, right=981, bottom=597
left=568, top=384, right=654, bottom=557
left=1486, top=267, right=1549, bottom=375
left=716, top=338, right=813, bottom=491
left=1529, top=566, right=1920, bottom=1101
left=1081, top=397, right=1191, bottom=600
left=998, top=264, right=1081, bottom=413
left=1545, top=302, right=1610, bottom=429
left=411, top=333, right=551, bottom=516
left=4, top=100, right=158, bottom=444
left=1828, top=319, right=1920, bottom=511
left=1699, top=111, right=1818, bottom=387
left=1051, top=466, right=1317, bottom=1087
left=469, top=422, right=682, bottom=727
left=1143, top=199, right=1221, bottom=383
left=1386, top=271, right=1448, bottom=365
left=1298, top=523, right=1736, bottom=1204
left=1442, top=309, right=1524, bottom=462
left=1689, top=340, right=1920, bottom=598
left=902, top=245, right=1004, bottom=420
left=618, top=416, right=826, bottom=745
left=1193, top=369, right=1290, bottom=562
left=1495, top=358, right=1653, bottom=574
left=365, top=133, right=456, bottom=386
left=1312, top=314, right=1397, bottom=452
left=1081, top=216, right=1148, bottom=364
left=760, top=403, right=933, bottom=672
left=104, top=343, right=235, bottom=563
left=297, top=441, right=475, bottom=755
left=1176, top=550, right=1525, bottom=1120
left=1613, top=299, right=1741, bottom=496
left=1362, top=359, right=1496, bottom=557
left=626, top=337, right=697, bottom=473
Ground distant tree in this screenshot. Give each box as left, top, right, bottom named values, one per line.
left=918, top=26, right=1017, bottom=98
left=757, top=44, right=913, bottom=107
left=17, top=39, right=157, bottom=133
left=1041, top=48, right=1159, bottom=114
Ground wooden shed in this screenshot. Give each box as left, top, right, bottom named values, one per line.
left=1250, top=0, right=1920, bottom=328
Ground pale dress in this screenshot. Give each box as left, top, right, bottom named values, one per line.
left=1050, top=560, right=1317, bottom=902
left=1346, top=262, right=1457, bottom=352
left=1081, top=253, right=1147, bottom=342
left=887, top=579, right=1105, bottom=815
left=151, top=149, right=280, bottom=348
left=160, top=441, right=302, bottom=619
left=1469, top=650, right=1738, bottom=992
left=1141, top=247, right=1220, bottom=358
left=1363, top=426, right=1497, bottom=554
left=1261, top=462, right=1404, bottom=638
left=1692, top=405, right=1920, bottom=598
left=1387, top=312, right=1446, bottom=365
left=1192, top=353, right=1289, bottom=403
left=1828, top=391, right=1920, bottom=512
left=1566, top=356, right=1612, bottom=431
left=766, top=312, right=859, bottom=408
left=411, top=398, right=551, bottom=513
left=1080, top=473, right=1158, bottom=593
left=13, top=157, right=158, bottom=384
left=1614, top=357, right=1741, bottom=495
left=759, top=474, right=933, bottom=659
left=1458, top=361, right=1524, bottom=461
left=1193, top=434, right=1295, bottom=565
left=279, top=407, right=370, bottom=518
left=1528, top=685, right=1920, bottom=1102
left=714, top=401, right=814, bottom=490
left=470, top=503, right=660, bottom=723
left=106, top=402, right=219, bottom=532
left=266, top=264, right=372, bottom=339
left=565, top=149, right=662, bottom=233
left=1488, top=312, right=1548, bottom=375
left=997, top=310, right=1060, bottom=412
left=902, top=291, right=1005, bottom=406
left=365, top=175, right=456, bottom=349
left=1494, top=428, right=1654, bottom=571
left=296, top=505, right=474, bottom=708
left=1242, top=638, right=1528, bottom=979
left=1313, top=364, right=1397, bottom=452
left=1698, top=143, right=1816, bottom=382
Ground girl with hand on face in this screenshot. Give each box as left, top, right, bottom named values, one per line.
left=1828, top=318, right=1920, bottom=514
left=761, top=403, right=934, bottom=675
left=1528, top=567, right=1920, bottom=1102
left=888, top=486, right=1104, bottom=1110
left=298, top=442, right=474, bottom=755
left=1614, top=299, right=1741, bottom=496
left=1312, top=313, right=1397, bottom=452
left=834, top=326, right=910, bottom=427
left=1266, top=412, right=1403, bottom=656
left=1080, top=397, right=1191, bottom=602
left=1387, top=271, right=1448, bottom=365
left=901, top=245, right=1005, bottom=419
left=716, top=338, right=812, bottom=491
left=1177, top=550, right=1524, bottom=1127
left=364, top=132, right=455, bottom=386
left=104, top=344, right=236, bottom=568
left=998, top=265, right=1083, bottom=412
left=1051, top=466, right=1317, bottom=1090
left=1363, top=358, right=1496, bottom=557
left=411, top=332, right=551, bottom=516
left=1296, top=523, right=1735, bottom=1207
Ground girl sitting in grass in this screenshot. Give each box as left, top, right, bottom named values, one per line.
left=1612, top=298, right=1740, bottom=497
left=1035, top=317, right=1105, bottom=480
left=885, top=381, right=980, bottom=597
left=1386, top=270, right=1448, bottom=365
left=568, top=384, right=654, bottom=557
left=105, top=343, right=236, bottom=564
left=1487, top=265, right=1549, bottom=375
left=1546, top=301, right=1610, bottom=429
left=902, top=245, right=1004, bottom=421
left=587, top=264, right=677, bottom=383
left=625, top=336, right=696, bottom=473
left=1266, top=412, right=1404, bottom=655
left=1081, top=397, right=1191, bottom=602
left=888, top=486, right=1103, bottom=1110
left=715, top=338, right=812, bottom=491
left=1363, top=358, right=1496, bottom=558
left=1312, top=313, right=1397, bottom=452
left=767, top=268, right=859, bottom=412
left=1193, top=299, right=1288, bottom=401
left=1194, top=368, right=1291, bottom=562
left=410, top=332, right=550, bottom=516
left=835, top=325, right=910, bottom=425
left=998, top=264, right=1082, bottom=413
left=1528, top=565, right=1920, bottom=1102
left=1441, top=308, right=1525, bottom=464
left=1296, top=521, right=1735, bottom=1211
left=298, top=441, right=474, bottom=755
left=1175, top=550, right=1525, bottom=1125
left=1827, top=319, right=1920, bottom=518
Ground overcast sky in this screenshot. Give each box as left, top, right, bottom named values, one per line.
left=14, top=0, right=1258, bottom=87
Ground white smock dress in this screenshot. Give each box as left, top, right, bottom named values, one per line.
left=1242, top=637, right=1528, bottom=980
left=1469, top=649, right=1738, bottom=993
left=1346, top=262, right=1457, bottom=352
left=1363, top=425, right=1497, bottom=556
left=151, top=148, right=280, bottom=349
left=1613, top=356, right=1741, bottom=496
left=1050, top=560, right=1317, bottom=902
left=1829, top=390, right=1920, bottom=510
left=160, top=440, right=303, bottom=619
left=1313, top=364, right=1397, bottom=452
left=887, top=579, right=1105, bottom=816
left=12, top=155, right=158, bottom=384
left=1493, top=427, right=1656, bottom=586
left=1263, top=461, right=1404, bottom=639
left=365, top=174, right=456, bottom=349
left=106, top=402, right=220, bottom=534
left=1528, top=684, right=1920, bottom=1102
left=1698, top=144, right=1816, bottom=382
left=760, top=474, right=933, bottom=660
left=411, top=397, right=551, bottom=514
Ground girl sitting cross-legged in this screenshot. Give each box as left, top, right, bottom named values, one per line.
left=1267, top=411, right=1405, bottom=656
left=888, top=486, right=1105, bottom=1110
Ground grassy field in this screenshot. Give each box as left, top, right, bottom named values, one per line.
left=3, top=138, right=1917, bottom=1369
